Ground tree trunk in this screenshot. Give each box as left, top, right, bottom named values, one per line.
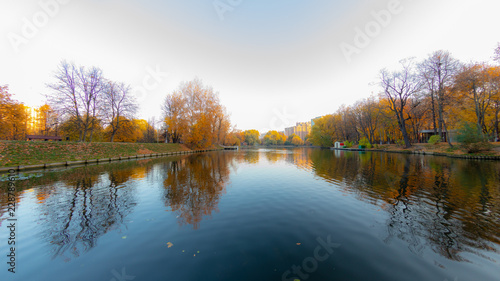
left=430, top=91, right=437, bottom=135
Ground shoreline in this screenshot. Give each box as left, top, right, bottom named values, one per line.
left=330, top=147, right=500, bottom=161
left=0, top=148, right=222, bottom=173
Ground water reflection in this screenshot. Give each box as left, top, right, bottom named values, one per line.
left=0, top=148, right=499, bottom=266
left=0, top=157, right=185, bottom=260
left=303, top=149, right=500, bottom=262
left=162, top=153, right=235, bottom=229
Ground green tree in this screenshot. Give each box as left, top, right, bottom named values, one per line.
left=308, top=115, right=335, bottom=147
left=263, top=130, right=286, bottom=145
left=243, top=129, right=260, bottom=145
left=291, top=136, right=304, bottom=146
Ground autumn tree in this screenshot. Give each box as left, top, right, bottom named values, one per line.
left=36, top=104, right=59, bottom=136
left=162, top=78, right=232, bottom=149
left=223, top=131, right=241, bottom=146
left=139, top=118, right=158, bottom=143
left=453, top=63, right=498, bottom=136
left=262, top=130, right=286, bottom=145
left=307, top=115, right=335, bottom=147
left=353, top=96, right=382, bottom=145
left=243, top=129, right=260, bottom=145
left=291, top=135, right=304, bottom=146
left=0, top=85, right=29, bottom=140
left=0, top=85, right=15, bottom=139
left=380, top=59, right=423, bottom=148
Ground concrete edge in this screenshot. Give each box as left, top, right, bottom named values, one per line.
left=330, top=147, right=500, bottom=161
left=1, top=148, right=224, bottom=173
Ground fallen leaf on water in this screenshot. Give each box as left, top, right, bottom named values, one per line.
left=122, top=236, right=127, bottom=239
left=197, top=251, right=200, bottom=253
left=296, top=243, right=301, bottom=245
left=167, top=242, right=173, bottom=248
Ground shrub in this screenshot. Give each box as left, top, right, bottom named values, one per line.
left=428, top=135, right=441, bottom=145
left=359, top=137, right=372, bottom=149
left=456, top=122, right=492, bottom=153
left=396, top=139, right=405, bottom=147
left=344, top=141, right=353, bottom=148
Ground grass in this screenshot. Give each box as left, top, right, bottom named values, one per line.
left=373, top=142, right=500, bottom=156
left=0, top=141, right=192, bottom=167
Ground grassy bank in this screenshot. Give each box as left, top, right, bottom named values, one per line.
left=0, top=141, right=191, bottom=167
left=368, top=143, right=500, bottom=157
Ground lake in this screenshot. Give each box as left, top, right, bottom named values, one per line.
left=1, top=148, right=499, bottom=281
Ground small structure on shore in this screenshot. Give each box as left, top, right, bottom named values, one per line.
left=26, top=135, right=63, bottom=141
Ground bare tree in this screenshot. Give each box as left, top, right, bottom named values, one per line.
left=494, top=43, right=500, bottom=63
left=380, top=59, right=423, bottom=148
left=47, top=61, right=84, bottom=140
left=76, top=66, right=104, bottom=142
left=419, top=51, right=459, bottom=144
left=353, top=96, right=382, bottom=145
left=103, top=81, right=138, bottom=142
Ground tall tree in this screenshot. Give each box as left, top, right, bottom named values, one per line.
left=76, top=65, right=104, bottom=142
left=162, top=78, right=232, bottom=148
left=353, top=96, right=382, bottom=145
left=454, top=63, right=496, bottom=135
left=47, top=61, right=105, bottom=142
left=103, top=81, right=138, bottom=142
left=47, top=61, right=83, bottom=140
left=419, top=51, right=460, bottom=143
left=494, top=43, right=500, bottom=63
left=380, top=59, right=423, bottom=148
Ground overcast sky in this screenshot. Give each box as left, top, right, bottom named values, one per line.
left=1, top=0, right=499, bottom=133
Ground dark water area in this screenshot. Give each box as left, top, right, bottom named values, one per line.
left=0, top=149, right=499, bottom=281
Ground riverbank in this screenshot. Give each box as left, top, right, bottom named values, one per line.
left=333, top=143, right=500, bottom=160
left=0, top=141, right=195, bottom=168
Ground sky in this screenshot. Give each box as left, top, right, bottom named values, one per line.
left=1, top=0, right=499, bottom=133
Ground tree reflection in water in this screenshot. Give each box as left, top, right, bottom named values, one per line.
left=303, top=149, right=500, bottom=262
left=1, top=149, right=498, bottom=264
left=0, top=158, right=176, bottom=261
left=162, top=153, right=236, bottom=229
left=39, top=165, right=139, bottom=260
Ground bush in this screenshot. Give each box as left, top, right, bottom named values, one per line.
left=344, top=141, right=353, bottom=148
left=359, top=137, right=372, bottom=149
left=456, top=122, right=492, bottom=153
left=428, top=135, right=441, bottom=145
left=396, top=139, right=405, bottom=147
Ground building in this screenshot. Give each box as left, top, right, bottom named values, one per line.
left=419, top=130, right=457, bottom=143
left=311, top=116, right=322, bottom=127
left=284, top=122, right=311, bottom=140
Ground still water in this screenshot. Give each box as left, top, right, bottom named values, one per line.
left=0, top=148, right=499, bottom=281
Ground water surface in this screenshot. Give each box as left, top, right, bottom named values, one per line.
left=1, top=149, right=499, bottom=281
